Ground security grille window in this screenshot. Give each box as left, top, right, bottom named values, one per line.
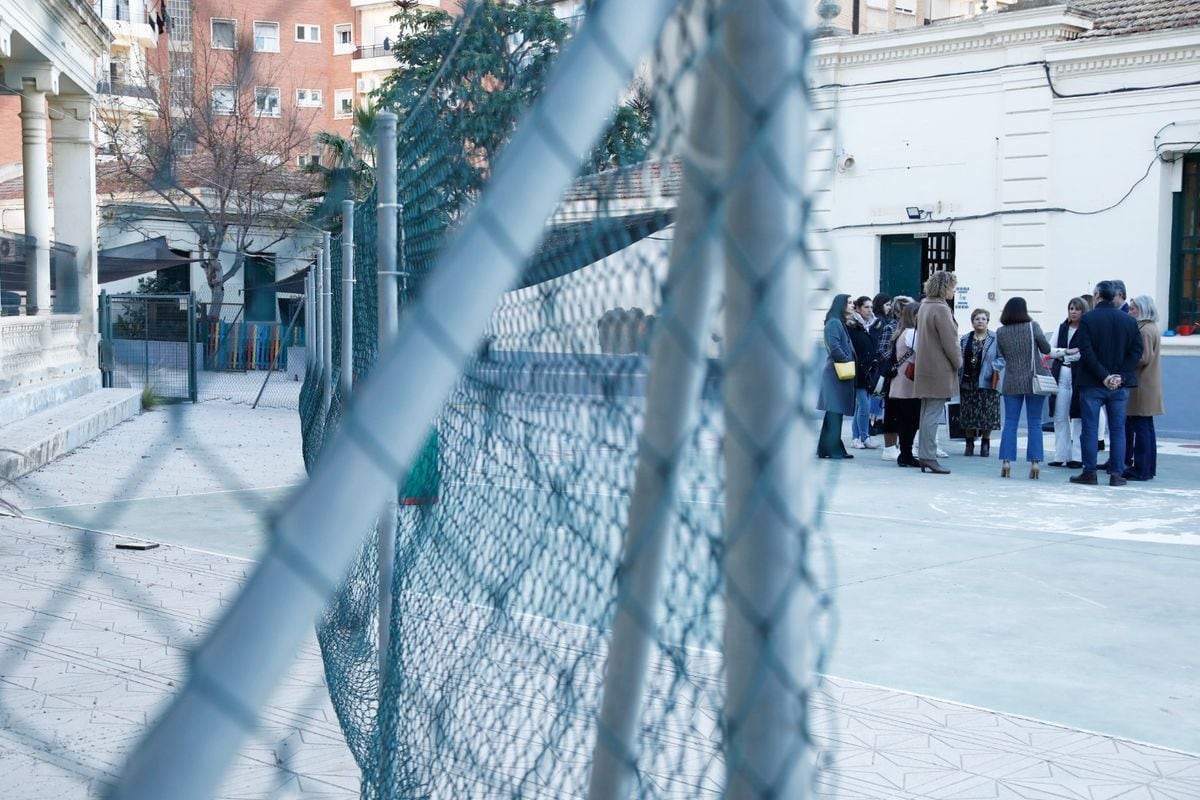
left=255, top=87, right=281, bottom=117
left=296, top=24, right=320, bottom=42
left=211, top=85, right=235, bottom=115
left=334, top=89, right=353, bottom=119
left=211, top=18, right=235, bottom=49
left=334, top=24, right=354, bottom=54
left=296, top=89, right=323, bottom=107
left=166, top=0, right=192, bottom=42
left=254, top=21, right=280, bottom=53
left=1170, top=153, right=1200, bottom=328
left=923, top=232, right=955, bottom=283
left=894, top=0, right=916, bottom=13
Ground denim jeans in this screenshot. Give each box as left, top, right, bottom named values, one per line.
left=1080, top=386, right=1128, bottom=475
left=852, top=387, right=871, bottom=441
left=999, top=393, right=1046, bottom=462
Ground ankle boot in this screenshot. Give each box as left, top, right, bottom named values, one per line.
left=964, top=436, right=975, bottom=456
left=979, top=438, right=990, bottom=458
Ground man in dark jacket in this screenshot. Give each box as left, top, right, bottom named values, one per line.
left=1070, top=280, right=1143, bottom=486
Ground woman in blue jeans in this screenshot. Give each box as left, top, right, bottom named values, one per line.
left=988, top=297, right=1052, bottom=479
left=846, top=297, right=878, bottom=448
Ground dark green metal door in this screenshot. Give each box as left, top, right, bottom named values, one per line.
left=880, top=235, right=923, bottom=299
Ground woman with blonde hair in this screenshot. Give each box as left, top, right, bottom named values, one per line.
left=913, top=271, right=962, bottom=474
left=1124, top=295, right=1163, bottom=481
left=958, top=308, right=1000, bottom=457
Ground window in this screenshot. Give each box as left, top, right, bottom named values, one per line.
left=333, top=23, right=354, bottom=54
left=894, top=0, right=916, bottom=13
left=297, top=153, right=321, bottom=168
left=253, top=21, right=280, bottom=52
left=334, top=89, right=353, bottom=119
left=212, top=84, right=235, bottom=115
left=296, top=88, right=323, bottom=108
left=1170, top=154, right=1200, bottom=329
left=167, top=0, right=193, bottom=43
left=295, top=24, right=320, bottom=42
left=255, top=87, right=281, bottom=117
left=210, top=18, right=235, bottom=49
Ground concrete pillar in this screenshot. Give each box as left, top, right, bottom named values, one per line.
left=50, top=96, right=98, bottom=341
left=3, top=64, right=59, bottom=316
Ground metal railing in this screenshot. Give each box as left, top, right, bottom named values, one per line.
left=353, top=44, right=392, bottom=60
left=96, top=81, right=157, bottom=100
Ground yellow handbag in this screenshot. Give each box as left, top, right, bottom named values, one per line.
left=834, top=361, right=855, bottom=381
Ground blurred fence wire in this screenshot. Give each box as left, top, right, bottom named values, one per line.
left=108, top=0, right=838, bottom=797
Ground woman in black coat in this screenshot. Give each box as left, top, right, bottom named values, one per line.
left=847, top=297, right=878, bottom=448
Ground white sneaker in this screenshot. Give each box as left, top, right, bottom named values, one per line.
left=936, top=446, right=949, bottom=458
left=861, top=438, right=879, bottom=449
left=880, top=445, right=899, bottom=461
left=849, top=438, right=865, bottom=449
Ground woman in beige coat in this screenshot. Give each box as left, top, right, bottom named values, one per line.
left=913, top=271, right=962, bottom=474
left=1124, top=295, right=1163, bottom=481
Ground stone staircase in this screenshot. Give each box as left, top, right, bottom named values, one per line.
left=0, top=371, right=141, bottom=480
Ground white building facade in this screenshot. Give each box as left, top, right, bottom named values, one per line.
left=0, top=0, right=110, bottom=392
left=812, top=0, right=1200, bottom=437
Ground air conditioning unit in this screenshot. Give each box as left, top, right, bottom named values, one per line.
left=355, top=77, right=373, bottom=94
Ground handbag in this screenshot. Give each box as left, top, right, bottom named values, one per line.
left=903, top=360, right=915, bottom=381
left=1029, top=323, right=1057, bottom=396
left=834, top=361, right=855, bottom=381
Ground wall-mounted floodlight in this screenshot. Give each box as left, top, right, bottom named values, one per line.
left=905, top=206, right=925, bottom=220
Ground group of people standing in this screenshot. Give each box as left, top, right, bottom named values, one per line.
left=817, top=273, right=1165, bottom=485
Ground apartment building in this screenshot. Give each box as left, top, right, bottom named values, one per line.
left=824, top=0, right=1017, bottom=34
left=350, top=1, right=459, bottom=101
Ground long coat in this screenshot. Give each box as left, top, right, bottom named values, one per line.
left=1127, top=320, right=1164, bottom=416
left=913, top=298, right=962, bottom=399
left=818, top=317, right=856, bottom=415
left=846, top=318, right=876, bottom=390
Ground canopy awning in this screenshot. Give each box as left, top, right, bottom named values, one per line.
left=98, top=236, right=196, bottom=284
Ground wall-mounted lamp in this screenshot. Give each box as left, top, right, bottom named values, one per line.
left=905, top=206, right=930, bottom=221
left=836, top=150, right=856, bottom=172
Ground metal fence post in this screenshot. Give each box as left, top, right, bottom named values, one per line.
left=187, top=292, right=197, bottom=402
left=322, top=232, right=333, bottom=417
left=312, top=257, right=322, bottom=380
left=722, top=2, right=811, bottom=798
left=340, top=201, right=355, bottom=399
left=305, top=273, right=314, bottom=370
left=586, top=35, right=723, bottom=800
left=106, top=1, right=680, bottom=793
left=375, top=110, right=400, bottom=706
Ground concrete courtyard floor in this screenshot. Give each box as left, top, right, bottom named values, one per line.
left=2, top=402, right=1198, bottom=798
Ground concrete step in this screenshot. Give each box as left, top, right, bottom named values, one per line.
left=0, top=389, right=142, bottom=480
left=0, top=371, right=102, bottom=429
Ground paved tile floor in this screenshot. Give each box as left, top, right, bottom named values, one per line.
left=1, top=403, right=1196, bottom=798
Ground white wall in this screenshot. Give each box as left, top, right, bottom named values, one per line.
left=811, top=7, right=1200, bottom=333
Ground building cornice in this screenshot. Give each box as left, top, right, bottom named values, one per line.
left=48, top=0, right=112, bottom=57
left=814, top=6, right=1094, bottom=70
left=1045, top=27, right=1200, bottom=76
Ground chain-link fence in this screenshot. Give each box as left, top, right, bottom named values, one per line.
left=108, top=0, right=836, bottom=797
left=99, top=291, right=197, bottom=402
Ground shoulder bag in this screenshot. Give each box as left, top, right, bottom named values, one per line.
left=1030, top=323, right=1057, bottom=396
left=834, top=360, right=855, bottom=381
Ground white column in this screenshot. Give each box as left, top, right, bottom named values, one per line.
left=50, top=96, right=98, bottom=339
left=4, top=64, right=59, bottom=316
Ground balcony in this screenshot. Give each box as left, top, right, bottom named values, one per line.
left=351, top=44, right=396, bottom=75
left=93, top=0, right=157, bottom=45
left=354, top=44, right=392, bottom=60
left=96, top=80, right=156, bottom=100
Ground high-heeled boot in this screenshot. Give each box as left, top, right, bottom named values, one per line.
left=964, top=436, right=975, bottom=457
left=979, top=438, right=990, bottom=458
